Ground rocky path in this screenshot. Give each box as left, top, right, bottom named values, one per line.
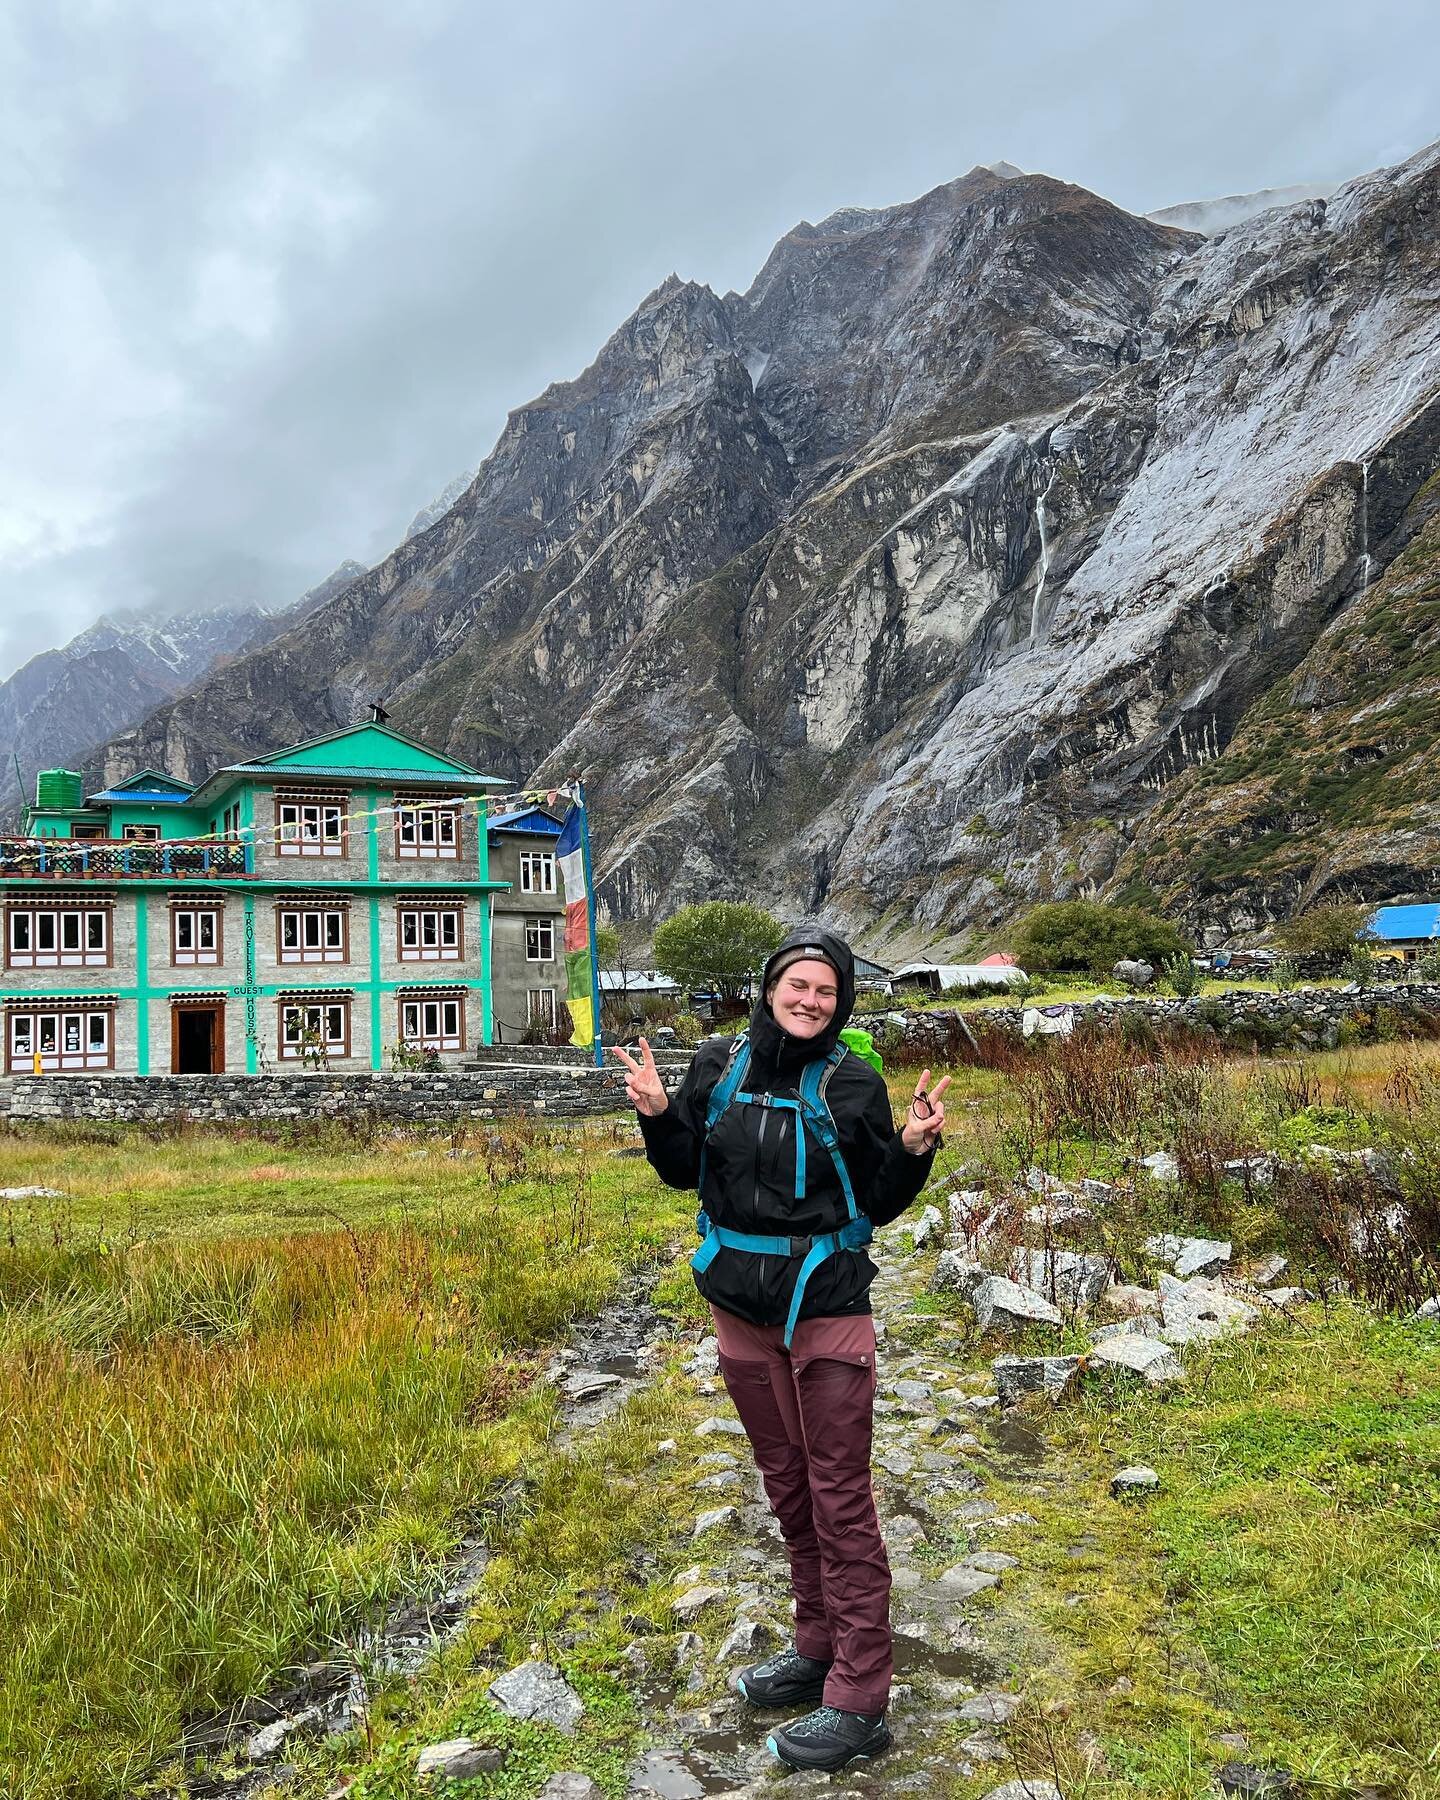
left=590, top=1231, right=1077, bottom=1800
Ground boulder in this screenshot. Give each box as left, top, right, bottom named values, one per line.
left=1145, top=1233, right=1232, bottom=1278
left=1113, top=959, right=1155, bottom=989
left=715, top=1615, right=778, bottom=1661
left=672, top=1585, right=726, bottom=1620
left=487, top=1660, right=584, bottom=1734
left=1086, top=1335, right=1185, bottom=1386
left=1011, top=1248, right=1110, bottom=1307
left=1239, top=1253, right=1288, bottom=1287
left=1223, top=1156, right=1276, bottom=1188
left=694, top=1416, right=746, bottom=1438
left=416, top=1740, right=505, bottom=1781
left=538, top=1778, right=605, bottom=1800
left=1416, top=1296, right=1440, bottom=1320
left=909, top=1203, right=944, bottom=1248
left=972, top=1277, right=1063, bottom=1334
left=978, top=1782, right=1065, bottom=1800
left=1101, top=1282, right=1162, bottom=1317
left=993, top=1353, right=1083, bottom=1406
left=933, top=1249, right=988, bottom=1297
left=692, top=1506, right=737, bottom=1536
left=1110, top=1465, right=1160, bottom=1499
left=937, top=1565, right=1001, bottom=1597
left=1137, top=1150, right=1179, bottom=1182
left=1158, top=1274, right=1259, bottom=1345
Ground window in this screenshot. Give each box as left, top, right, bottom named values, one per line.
left=276, top=798, right=345, bottom=857
left=397, top=906, right=462, bottom=961
left=221, top=803, right=242, bottom=839
left=277, top=1000, right=350, bottom=1060
left=71, top=823, right=106, bottom=840
left=527, top=988, right=557, bottom=1028
left=277, top=908, right=347, bottom=964
left=7, top=907, right=110, bottom=970
left=8, top=1008, right=113, bottom=1072
left=122, top=824, right=160, bottom=841
left=525, top=916, right=555, bottom=962
left=519, top=851, right=556, bottom=894
left=395, top=803, right=461, bottom=860
left=399, top=996, right=464, bottom=1051
left=171, top=906, right=222, bottom=966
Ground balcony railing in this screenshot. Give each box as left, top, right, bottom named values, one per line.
left=0, top=838, right=253, bottom=880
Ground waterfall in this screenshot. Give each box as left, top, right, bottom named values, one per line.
left=1359, top=460, right=1373, bottom=591
left=1028, top=466, right=1060, bottom=644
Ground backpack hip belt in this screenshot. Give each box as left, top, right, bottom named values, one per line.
left=692, top=1035, right=873, bottom=1346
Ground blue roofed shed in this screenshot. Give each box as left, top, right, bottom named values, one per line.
left=1367, top=903, right=1440, bottom=958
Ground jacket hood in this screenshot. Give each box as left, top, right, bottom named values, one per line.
left=748, top=925, right=857, bottom=1073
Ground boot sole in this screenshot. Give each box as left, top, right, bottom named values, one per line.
left=765, top=1728, right=892, bottom=1770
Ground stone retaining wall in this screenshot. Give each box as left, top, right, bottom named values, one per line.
left=892, top=981, right=1440, bottom=1047
left=0, top=1064, right=667, bottom=1124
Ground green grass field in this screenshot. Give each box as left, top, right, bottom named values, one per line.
left=2, top=1035, right=1438, bottom=1798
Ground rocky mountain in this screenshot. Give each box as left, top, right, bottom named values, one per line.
left=0, top=564, right=366, bottom=822
left=94, top=141, right=1440, bottom=952
left=407, top=473, right=477, bottom=541
left=1147, top=181, right=1336, bottom=237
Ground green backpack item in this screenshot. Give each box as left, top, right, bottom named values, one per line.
left=839, top=1026, right=884, bottom=1073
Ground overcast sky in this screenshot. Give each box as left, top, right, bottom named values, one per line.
left=2, top=0, right=1437, bottom=678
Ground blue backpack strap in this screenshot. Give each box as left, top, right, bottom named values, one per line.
left=797, top=1044, right=858, bottom=1220
left=696, top=1034, right=751, bottom=1221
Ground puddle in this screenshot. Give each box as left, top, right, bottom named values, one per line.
left=627, top=1747, right=738, bottom=1797
left=600, top=1351, right=642, bottom=1376
left=892, top=1630, right=1001, bottom=1684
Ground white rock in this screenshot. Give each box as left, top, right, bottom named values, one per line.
left=972, top=1276, right=1062, bottom=1334
left=693, top=1505, right=737, bottom=1536
left=1087, top=1335, right=1185, bottom=1386
left=1138, top=1151, right=1179, bottom=1182
left=672, top=1584, right=726, bottom=1619
left=910, top=1202, right=944, bottom=1248
left=1145, top=1234, right=1232, bottom=1278
left=1110, top=1465, right=1161, bottom=1498
left=715, top=1615, right=778, bottom=1661
left=963, top=1550, right=1019, bottom=1574
left=937, top=1565, right=1001, bottom=1597
left=992, top=1353, right=1082, bottom=1405
left=1158, top=1274, right=1259, bottom=1344
left=1223, top=1155, right=1276, bottom=1187
left=979, top=1781, right=1064, bottom=1800
left=933, top=1249, right=989, bottom=1296
left=1011, top=1248, right=1110, bottom=1307
left=537, top=1777, right=603, bottom=1800
left=1240, top=1253, right=1289, bottom=1287
left=416, top=1739, right=503, bottom=1781
left=1416, top=1296, right=1440, bottom=1320
left=487, top=1660, right=584, bottom=1734
left=959, top=1690, right=1024, bottom=1723
left=0, top=1186, right=66, bottom=1200
left=655, top=1439, right=677, bottom=1455
left=1101, top=1282, right=1162, bottom=1317
left=694, top=1416, right=747, bottom=1438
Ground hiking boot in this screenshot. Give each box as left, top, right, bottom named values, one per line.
left=766, top=1703, right=892, bottom=1771
left=734, top=1647, right=832, bottom=1707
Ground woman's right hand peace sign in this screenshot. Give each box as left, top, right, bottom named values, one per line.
left=613, top=1036, right=669, bottom=1116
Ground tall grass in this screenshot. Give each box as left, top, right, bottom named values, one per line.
left=0, top=1123, right=683, bottom=1800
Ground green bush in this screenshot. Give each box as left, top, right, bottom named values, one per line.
left=1161, top=951, right=1199, bottom=998
left=1276, top=900, right=1372, bottom=962
left=1013, top=900, right=1192, bottom=975
left=652, top=901, right=783, bottom=1001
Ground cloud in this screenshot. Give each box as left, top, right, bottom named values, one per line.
left=2, top=0, right=1436, bottom=674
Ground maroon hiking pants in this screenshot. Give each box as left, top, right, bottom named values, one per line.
left=710, top=1305, right=891, bottom=1715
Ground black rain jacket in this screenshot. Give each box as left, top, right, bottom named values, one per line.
left=638, top=926, right=934, bottom=1327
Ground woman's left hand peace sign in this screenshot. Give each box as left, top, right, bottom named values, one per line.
left=900, top=1067, right=950, bottom=1153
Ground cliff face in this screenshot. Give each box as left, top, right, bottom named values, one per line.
left=95, top=143, right=1440, bottom=949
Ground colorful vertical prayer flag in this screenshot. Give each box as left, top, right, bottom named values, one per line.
left=556, top=802, right=596, bottom=1049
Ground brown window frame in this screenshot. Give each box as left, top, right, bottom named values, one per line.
left=394, top=801, right=463, bottom=861
left=276, top=905, right=350, bottom=965
left=170, top=904, right=224, bottom=967
left=276, top=996, right=352, bottom=1061
left=274, top=794, right=349, bottom=859
left=396, top=903, right=464, bottom=962
left=398, top=993, right=466, bottom=1052
left=6, top=903, right=113, bottom=972
left=7, top=1004, right=116, bottom=1073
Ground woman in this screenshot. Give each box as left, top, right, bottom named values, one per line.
left=615, top=927, right=948, bottom=1772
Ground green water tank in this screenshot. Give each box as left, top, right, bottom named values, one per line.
left=36, top=769, right=84, bottom=809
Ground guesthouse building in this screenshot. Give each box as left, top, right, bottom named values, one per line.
left=1, top=724, right=567, bottom=1075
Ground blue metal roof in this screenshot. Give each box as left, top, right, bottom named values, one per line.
left=488, top=807, right=564, bottom=835
left=86, top=787, right=193, bottom=805
left=1368, top=903, right=1440, bottom=941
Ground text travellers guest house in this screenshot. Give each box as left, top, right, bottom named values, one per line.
left=0, top=723, right=568, bottom=1074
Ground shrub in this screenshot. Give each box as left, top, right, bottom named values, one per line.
left=653, top=902, right=784, bottom=1001
left=1273, top=956, right=1299, bottom=991
left=1013, top=900, right=1192, bottom=974
left=671, top=1012, right=705, bottom=1047
left=1162, top=951, right=1199, bottom=998
left=1275, top=900, right=1372, bottom=963
left=1340, top=948, right=1377, bottom=989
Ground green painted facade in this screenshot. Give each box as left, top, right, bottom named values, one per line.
left=2, top=725, right=567, bottom=1077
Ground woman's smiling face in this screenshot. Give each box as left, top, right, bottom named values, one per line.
left=768, top=959, right=840, bottom=1039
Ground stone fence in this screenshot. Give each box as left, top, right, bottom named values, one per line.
left=0, top=1064, right=665, bottom=1125
left=886, top=980, right=1440, bottom=1051
left=469, top=1043, right=692, bottom=1068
